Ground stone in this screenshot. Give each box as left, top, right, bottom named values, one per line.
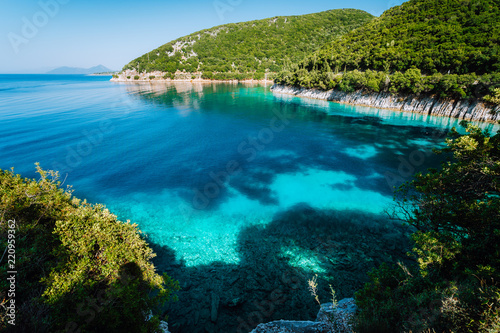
left=250, top=320, right=329, bottom=333
left=249, top=298, right=357, bottom=333
left=158, top=320, right=170, bottom=333
left=226, top=297, right=244, bottom=307
left=194, top=310, right=200, bottom=325
left=211, top=292, right=220, bottom=322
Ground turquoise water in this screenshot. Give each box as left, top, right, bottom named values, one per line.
left=1, top=75, right=498, bottom=331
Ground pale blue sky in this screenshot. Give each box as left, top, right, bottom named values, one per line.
left=0, top=0, right=406, bottom=73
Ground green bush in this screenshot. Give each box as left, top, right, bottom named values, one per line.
left=201, top=72, right=213, bottom=80
left=134, top=75, right=140, bottom=80
left=275, top=67, right=500, bottom=101
left=126, top=76, right=131, bottom=79
left=149, top=76, right=156, bottom=80
left=253, top=72, right=265, bottom=80
left=484, top=87, right=500, bottom=104
left=389, top=68, right=425, bottom=95
left=274, top=0, right=500, bottom=100
left=0, top=165, right=179, bottom=332
left=355, top=122, right=500, bottom=333
left=163, top=73, right=175, bottom=80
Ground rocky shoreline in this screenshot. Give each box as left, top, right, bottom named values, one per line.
left=110, top=70, right=273, bottom=85
left=250, top=299, right=357, bottom=333
left=271, top=84, right=500, bottom=123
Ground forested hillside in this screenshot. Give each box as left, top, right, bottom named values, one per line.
left=122, top=9, right=374, bottom=80
left=276, top=0, right=500, bottom=101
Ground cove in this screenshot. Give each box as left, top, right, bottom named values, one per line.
left=0, top=75, right=498, bottom=332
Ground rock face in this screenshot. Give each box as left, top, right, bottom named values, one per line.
left=110, top=69, right=274, bottom=84
left=250, top=298, right=357, bottom=333
left=271, top=84, right=500, bottom=123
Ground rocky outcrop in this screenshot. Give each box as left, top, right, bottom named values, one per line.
left=111, top=69, right=202, bottom=82
left=250, top=298, right=356, bottom=333
left=271, top=84, right=500, bottom=123
left=110, top=69, right=273, bottom=84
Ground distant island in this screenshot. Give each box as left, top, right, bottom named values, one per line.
left=46, top=64, right=116, bottom=75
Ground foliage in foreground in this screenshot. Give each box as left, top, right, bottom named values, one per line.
left=355, top=122, right=500, bottom=332
left=0, top=165, right=179, bottom=332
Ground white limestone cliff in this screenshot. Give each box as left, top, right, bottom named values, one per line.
left=271, top=84, right=500, bottom=123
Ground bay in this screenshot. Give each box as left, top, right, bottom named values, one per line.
left=1, top=75, right=496, bottom=332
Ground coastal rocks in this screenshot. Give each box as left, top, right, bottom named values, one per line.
left=146, top=311, right=171, bottom=333
left=111, top=69, right=274, bottom=84
left=250, top=298, right=357, bottom=333
left=158, top=321, right=170, bottom=333
left=110, top=69, right=194, bottom=82
left=271, top=84, right=500, bottom=123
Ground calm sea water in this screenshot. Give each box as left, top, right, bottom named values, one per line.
left=1, top=75, right=497, bottom=331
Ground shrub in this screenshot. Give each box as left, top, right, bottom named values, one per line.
left=338, top=70, right=365, bottom=92
left=149, top=76, right=156, bottom=80
left=163, top=73, right=175, bottom=80
left=134, top=75, right=140, bottom=80
left=253, top=72, right=265, bottom=80
left=484, top=87, right=500, bottom=104
left=201, top=72, right=213, bottom=80
left=127, top=76, right=131, bottom=79
left=389, top=68, right=425, bottom=95
left=355, top=122, right=500, bottom=333
left=0, top=165, right=179, bottom=332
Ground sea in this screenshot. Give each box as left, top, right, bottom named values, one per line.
left=1, top=74, right=497, bottom=332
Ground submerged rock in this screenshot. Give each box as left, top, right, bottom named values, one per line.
left=250, top=298, right=356, bottom=333
left=271, top=84, right=500, bottom=123
left=211, top=292, right=220, bottom=322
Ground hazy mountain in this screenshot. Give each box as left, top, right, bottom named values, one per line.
left=46, top=65, right=114, bottom=74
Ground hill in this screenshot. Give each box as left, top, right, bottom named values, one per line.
left=47, top=65, right=114, bottom=74
left=276, top=0, right=500, bottom=101
left=121, top=9, right=374, bottom=80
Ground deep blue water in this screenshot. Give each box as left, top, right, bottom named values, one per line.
left=1, top=74, right=497, bottom=267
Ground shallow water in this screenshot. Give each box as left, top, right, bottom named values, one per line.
left=1, top=75, right=497, bottom=332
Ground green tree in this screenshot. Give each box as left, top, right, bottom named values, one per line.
left=276, top=0, right=500, bottom=100
left=0, top=165, right=179, bottom=332
left=355, top=122, right=500, bottom=332
left=121, top=9, right=374, bottom=78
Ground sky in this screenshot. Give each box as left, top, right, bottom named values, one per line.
left=0, top=0, right=406, bottom=73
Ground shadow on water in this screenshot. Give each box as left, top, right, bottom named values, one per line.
left=122, top=83, right=442, bottom=331
left=116, top=83, right=451, bottom=212
left=150, top=205, right=414, bottom=333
